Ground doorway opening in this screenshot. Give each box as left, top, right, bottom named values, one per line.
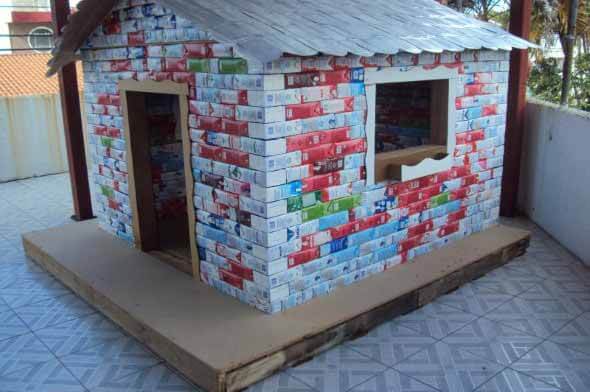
left=124, top=88, right=194, bottom=274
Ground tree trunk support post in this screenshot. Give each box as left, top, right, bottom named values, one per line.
left=51, top=0, right=94, bottom=221
left=560, top=0, right=579, bottom=106
left=501, top=0, right=532, bottom=218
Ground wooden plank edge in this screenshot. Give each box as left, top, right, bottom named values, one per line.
left=223, top=232, right=530, bottom=392
left=22, top=233, right=221, bottom=392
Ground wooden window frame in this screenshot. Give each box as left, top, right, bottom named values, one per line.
left=364, top=66, right=459, bottom=184
left=119, top=80, right=200, bottom=278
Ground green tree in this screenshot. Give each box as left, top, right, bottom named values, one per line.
left=528, top=53, right=590, bottom=109
left=530, top=0, right=589, bottom=52
left=572, top=53, right=590, bottom=109
left=446, top=0, right=590, bottom=110
left=528, top=58, right=563, bottom=103
left=446, top=0, right=509, bottom=22
left=530, top=0, right=590, bottom=106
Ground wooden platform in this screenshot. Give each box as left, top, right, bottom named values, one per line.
left=22, top=221, right=529, bottom=392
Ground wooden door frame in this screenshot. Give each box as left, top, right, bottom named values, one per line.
left=119, top=80, right=199, bottom=279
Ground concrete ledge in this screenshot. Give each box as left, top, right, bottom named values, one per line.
left=23, top=221, right=530, bottom=392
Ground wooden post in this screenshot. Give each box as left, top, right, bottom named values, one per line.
left=51, top=0, right=94, bottom=220
left=500, top=0, right=532, bottom=217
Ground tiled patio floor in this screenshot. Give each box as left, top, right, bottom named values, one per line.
left=1, top=173, right=589, bottom=392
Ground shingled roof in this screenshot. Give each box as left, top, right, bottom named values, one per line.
left=48, top=0, right=534, bottom=76
left=0, top=54, right=82, bottom=97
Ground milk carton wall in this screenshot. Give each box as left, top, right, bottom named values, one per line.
left=83, top=0, right=510, bottom=313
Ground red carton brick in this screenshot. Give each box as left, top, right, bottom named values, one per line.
left=227, top=260, right=254, bottom=281
left=301, top=144, right=335, bottom=164
left=219, top=269, right=244, bottom=290
left=286, top=102, right=323, bottom=120
left=185, top=43, right=210, bottom=58
left=286, top=127, right=351, bottom=152
left=221, top=119, right=249, bottom=136
left=128, top=31, right=145, bottom=45
left=288, top=248, right=320, bottom=268
left=164, top=58, right=187, bottom=72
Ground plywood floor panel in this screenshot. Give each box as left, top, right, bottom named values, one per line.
left=23, top=221, right=530, bottom=391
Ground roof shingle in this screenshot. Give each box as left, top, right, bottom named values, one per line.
left=48, top=0, right=535, bottom=76
left=0, top=53, right=82, bottom=97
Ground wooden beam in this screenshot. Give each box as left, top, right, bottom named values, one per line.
left=501, top=0, right=532, bottom=217
left=51, top=0, right=93, bottom=221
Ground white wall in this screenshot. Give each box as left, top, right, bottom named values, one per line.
left=0, top=7, right=16, bottom=53
left=519, top=98, right=590, bottom=264
left=0, top=94, right=68, bottom=181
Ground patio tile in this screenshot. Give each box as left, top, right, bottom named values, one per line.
left=0, top=180, right=29, bottom=198
left=0, top=237, right=22, bottom=261
left=346, top=321, right=437, bottom=366
left=2, top=232, right=38, bottom=249
left=0, top=332, right=56, bottom=378
left=519, top=282, right=590, bottom=314
left=287, top=345, right=387, bottom=392
left=13, top=293, right=96, bottom=331
left=523, top=277, right=590, bottom=296
left=0, top=248, right=26, bottom=266
left=0, top=268, right=70, bottom=299
left=546, top=246, right=584, bottom=265
left=0, top=309, right=30, bottom=342
left=0, top=260, right=44, bottom=275
left=500, top=262, right=552, bottom=282
left=515, top=247, right=568, bottom=267
left=1, top=291, right=73, bottom=311
left=436, top=283, right=514, bottom=316
left=0, top=296, right=11, bottom=314
left=7, top=196, right=61, bottom=214
left=348, top=368, right=439, bottom=392
left=91, top=363, right=201, bottom=392
left=393, top=341, right=505, bottom=392
left=517, top=262, right=590, bottom=282
left=489, top=263, right=548, bottom=287
left=0, top=357, right=85, bottom=392
left=442, top=317, right=542, bottom=366
left=395, top=301, right=478, bottom=340
left=247, top=371, right=315, bottom=392
left=548, top=312, right=590, bottom=356
left=475, top=368, right=561, bottom=392
left=0, top=218, right=47, bottom=240
left=60, top=334, right=162, bottom=391
left=484, top=296, right=580, bottom=338
left=36, top=312, right=127, bottom=358
left=2, top=174, right=587, bottom=392
left=11, top=239, right=26, bottom=251
left=0, top=203, right=29, bottom=221
left=512, top=340, right=590, bottom=392
left=469, top=267, right=540, bottom=296
left=1, top=248, right=28, bottom=262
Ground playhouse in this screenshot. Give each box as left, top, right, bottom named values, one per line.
left=23, top=0, right=536, bottom=389
left=46, top=0, right=532, bottom=315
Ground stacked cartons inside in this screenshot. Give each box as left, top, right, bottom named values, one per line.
left=375, top=81, right=432, bottom=152
left=83, top=0, right=510, bottom=313
left=144, top=94, right=186, bottom=218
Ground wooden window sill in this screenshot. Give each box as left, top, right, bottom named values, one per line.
left=375, top=145, right=448, bottom=182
